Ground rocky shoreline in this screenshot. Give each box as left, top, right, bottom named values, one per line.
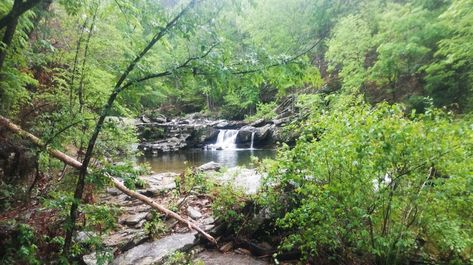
left=82, top=162, right=270, bottom=265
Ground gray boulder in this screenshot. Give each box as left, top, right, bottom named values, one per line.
left=197, top=161, right=222, bottom=172
left=255, top=124, right=275, bottom=142
left=187, top=206, right=203, bottom=220
left=112, top=232, right=197, bottom=265
left=250, top=118, right=271, bottom=127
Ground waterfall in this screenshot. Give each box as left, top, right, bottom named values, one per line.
left=250, top=132, right=255, bottom=150
left=207, top=129, right=238, bottom=150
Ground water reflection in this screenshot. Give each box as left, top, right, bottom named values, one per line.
left=137, top=149, right=276, bottom=173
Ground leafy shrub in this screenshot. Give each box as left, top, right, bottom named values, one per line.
left=164, top=251, right=204, bottom=265
left=144, top=210, right=168, bottom=239
left=261, top=100, right=473, bottom=264
left=245, top=102, right=277, bottom=122
left=1, top=223, right=40, bottom=265
left=175, top=168, right=213, bottom=195
left=211, top=184, right=248, bottom=233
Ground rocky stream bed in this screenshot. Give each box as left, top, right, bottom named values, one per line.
left=134, top=112, right=295, bottom=154
left=81, top=162, right=272, bottom=265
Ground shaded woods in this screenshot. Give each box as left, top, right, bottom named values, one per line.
left=0, top=0, right=472, bottom=264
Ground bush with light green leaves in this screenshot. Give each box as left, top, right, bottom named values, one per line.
left=261, top=98, right=473, bottom=264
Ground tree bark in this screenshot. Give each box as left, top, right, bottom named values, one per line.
left=0, top=0, right=43, bottom=30
left=0, top=115, right=217, bottom=245
left=0, top=16, right=19, bottom=73
left=0, top=0, right=44, bottom=73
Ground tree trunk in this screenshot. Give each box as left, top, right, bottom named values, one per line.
left=0, top=0, right=43, bottom=73
left=0, top=1, right=20, bottom=73
left=62, top=0, right=198, bottom=257
left=0, top=0, right=43, bottom=30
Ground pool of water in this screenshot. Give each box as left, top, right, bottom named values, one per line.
left=137, top=149, right=276, bottom=173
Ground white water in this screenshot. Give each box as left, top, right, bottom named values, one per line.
left=250, top=132, right=255, bottom=150
left=206, top=129, right=239, bottom=150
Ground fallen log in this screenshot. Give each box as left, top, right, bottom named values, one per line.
left=0, top=115, right=217, bottom=245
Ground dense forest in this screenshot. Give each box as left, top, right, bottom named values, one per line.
left=0, top=0, right=472, bottom=264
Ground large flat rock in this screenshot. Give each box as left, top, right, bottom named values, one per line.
left=213, top=167, right=263, bottom=194
left=112, top=232, right=197, bottom=265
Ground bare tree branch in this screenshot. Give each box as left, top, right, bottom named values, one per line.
left=121, top=41, right=219, bottom=89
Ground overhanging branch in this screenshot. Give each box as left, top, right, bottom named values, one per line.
left=121, top=41, right=219, bottom=89
left=0, top=0, right=43, bottom=30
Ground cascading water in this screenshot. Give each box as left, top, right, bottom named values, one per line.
left=206, top=129, right=239, bottom=150
left=250, top=132, right=255, bottom=150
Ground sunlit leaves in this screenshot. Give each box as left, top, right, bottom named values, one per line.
left=262, top=98, right=473, bottom=263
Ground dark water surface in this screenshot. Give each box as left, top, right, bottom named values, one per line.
left=137, top=149, right=276, bottom=173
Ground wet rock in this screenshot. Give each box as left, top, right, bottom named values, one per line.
left=104, top=228, right=148, bottom=251
left=83, top=252, right=97, bottom=265
left=195, top=250, right=269, bottom=265
left=106, top=188, right=121, bottom=196
left=189, top=127, right=219, bottom=147
left=75, top=231, right=96, bottom=243
left=202, top=216, right=215, bottom=225
left=187, top=206, right=203, bottom=220
left=140, top=116, right=151, bottom=123
left=121, top=212, right=148, bottom=226
left=219, top=242, right=234, bottom=252
left=255, top=124, right=274, bottom=141
left=197, top=161, right=222, bottom=172
left=250, top=119, right=270, bottom=127
left=150, top=114, right=167, bottom=123
left=139, top=173, right=178, bottom=196
left=236, top=126, right=256, bottom=144
left=215, top=167, right=263, bottom=194
left=272, top=117, right=291, bottom=126
left=112, top=232, right=197, bottom=265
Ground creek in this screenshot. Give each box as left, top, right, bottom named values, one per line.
left=138, top=129, right=276, bottom=173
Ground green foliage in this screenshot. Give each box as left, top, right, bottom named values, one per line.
left=1, top=0, right=473, bottom=263
left=89, top=162, right=147, bottom=190
left=0, top=181, right=17, bottom=211
left=143, top=210, right=168, bottom=239
left=245, top=102, right=277, bottom=122
left=164, top=251, right=204, bottom=265
left=175, top=168, right=213, bottom=195
left=262, top=98, right=473, bottom=263
left=424, top=0, right=473, bottom=110
left=43, top=191, right=77, bottom=219
left=326, top=14, right=373, bottom=91
left=211, top=184, right=248, bottom=232
left=1, top=223, right=40, bottom=265
left=81, top=204, right=119, bottom=233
